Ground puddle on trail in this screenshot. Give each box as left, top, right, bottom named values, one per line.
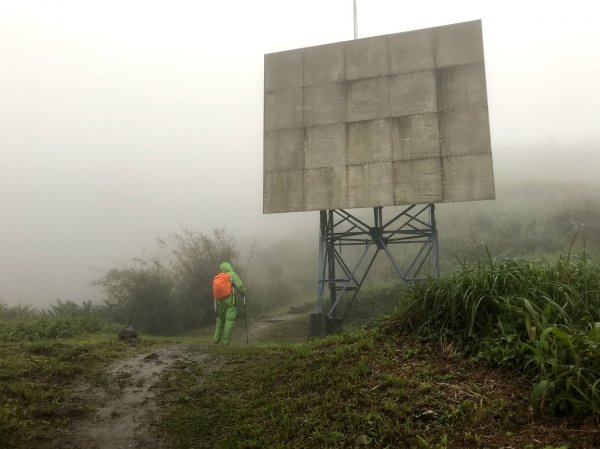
left=54, top=345, right=219, bottom=449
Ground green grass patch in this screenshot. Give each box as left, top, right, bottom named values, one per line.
left=155, top=331, right=599, bottom=448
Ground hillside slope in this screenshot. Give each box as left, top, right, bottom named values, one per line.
left=155, top=324, right=599, bottom=449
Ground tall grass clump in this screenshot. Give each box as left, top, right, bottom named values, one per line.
left=0, top=300, right=109, bottom=342
left=397, top=256, right=600, bottom=416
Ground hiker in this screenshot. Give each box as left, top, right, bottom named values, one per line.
left=212, top=261, right=245, bottom=345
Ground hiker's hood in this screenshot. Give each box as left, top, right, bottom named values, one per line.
left=220, top=262, right=233, bottom=273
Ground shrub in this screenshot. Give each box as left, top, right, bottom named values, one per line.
left=95, top=265, right=177, bottom=334
left=0, top=315, right=103, bottom=342
left=394, top=256, right=600, bottom=416
left=93, top=228, right=239, bottom=335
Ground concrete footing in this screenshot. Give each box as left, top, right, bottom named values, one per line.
left=308, top=312, right=327, bottom=338
left=308, top=312, right=343, bottom=338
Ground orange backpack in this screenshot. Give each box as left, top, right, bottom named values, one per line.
left=212, top=272, right=232, bottom=300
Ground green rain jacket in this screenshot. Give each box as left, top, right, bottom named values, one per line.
left=218, top=262, right=245, bottom=303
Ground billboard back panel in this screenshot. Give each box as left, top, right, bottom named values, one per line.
left=263, top=20, right=494, bottom=213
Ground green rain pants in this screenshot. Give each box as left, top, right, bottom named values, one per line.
left=214, top=297, right=237, bottom=345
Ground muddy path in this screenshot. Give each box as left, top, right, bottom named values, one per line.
left=52, top=345, right=223, bottom=449
left=47, top=310, right=308, bottom=449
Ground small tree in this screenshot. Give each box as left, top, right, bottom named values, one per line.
left=93, top=262, right=177, bottom=334
left=92, top=228, right=239, bottom=335
left=167, top=228, right=238, bottom=329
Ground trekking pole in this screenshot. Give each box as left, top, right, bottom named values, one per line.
left=243, top=294, right=249, bottom=345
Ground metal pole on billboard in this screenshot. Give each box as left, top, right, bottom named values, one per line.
left=353, top=0, right=358, bottom=39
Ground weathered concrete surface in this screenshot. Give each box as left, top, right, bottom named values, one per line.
left=442, top=153, right=495, bottom=202
left=263, top=128, right=305, bottom=171
left=391, top=114, right=440, bottom=161
left=347, top=77, right=390, bottom=122
left=393, top=158, right=443, bottom=204
left=305, top=124, right=346, bottom=168
left=440, top=109, right=491, bottom=157
left=263, top=19, right=494, bottom=213
left=304, top=166, right=347, bottom=211
left=347, top=162, right=394, bottom=207
left=263, top=169, right=304, bottom=213
left=304, top=42, right=345, bottom=85
left=347, top=119, right=392, bottom=165
left=390, top=70, right=437, bottom=116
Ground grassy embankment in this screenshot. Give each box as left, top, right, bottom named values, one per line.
left=155, top=256, right=600, bottom=449
left=2, top=255, right=599, bottom=448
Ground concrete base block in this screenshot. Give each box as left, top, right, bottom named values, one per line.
left=308, top=312, right=327, bottom=339
left=308, top=313, right=344, bottom=338
left=326, top=316, right=343, bottom=334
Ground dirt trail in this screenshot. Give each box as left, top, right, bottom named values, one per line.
left=248, top=313, right=300, bottom=335
left=50, top=310, right=307, bottom=449
left=55, top=345, right=221, bottom=449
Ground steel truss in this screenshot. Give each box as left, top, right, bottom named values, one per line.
left=317, top=204, right=439, bottom=323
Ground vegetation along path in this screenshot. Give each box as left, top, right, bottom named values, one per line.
left=3, top=257, right=600, bottom=448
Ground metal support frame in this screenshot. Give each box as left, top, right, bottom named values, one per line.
left=316, top=204, right=439, bottom=322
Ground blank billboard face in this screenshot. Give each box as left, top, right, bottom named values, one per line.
left=263, top=20, right=495, bottom=213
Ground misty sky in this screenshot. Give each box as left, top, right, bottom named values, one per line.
left=1, top=0, right=599, bottom=306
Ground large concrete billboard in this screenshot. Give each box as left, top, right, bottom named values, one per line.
left=263, top=20, right=494, bottom=214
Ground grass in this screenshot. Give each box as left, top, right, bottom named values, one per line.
left=3, top=254, right=600, bottom=448
left=154, top=329, right=599, bottom=449
left=0, top=315, right=110, bottom=342
left=0, top=333, right=174, bottom=449
left=151, top=256, right=600, bottom=448
left=397, top=256, right=600, bottom=416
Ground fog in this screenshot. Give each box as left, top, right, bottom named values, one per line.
left=1, top=0, right=599, bottom=307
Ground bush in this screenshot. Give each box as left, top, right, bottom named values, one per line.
left=168, top=228, right=238, bottom=330
left=93, top=228, right=239, bottom=335
left=393, top=256, right=600, bottom=416
left=0, top=315, right=103, bottom=342
left=95, top=265, right=177, bottom=334
left=437, top=196, right=600, bottom=264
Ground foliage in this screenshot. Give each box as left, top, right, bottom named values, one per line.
left=437, top=196, right=600, bottom=265
left=93, top=228, right=238, bottom=335
left=395, top=256, right=600, bottom=416
left=47, top=299, right=96, bottom=317
left=155, top=334, right=598, bottom=449
left=95, top=263, right=177, bottom=334
left=168, top=228, right=238, bottom=330
left=0, top=303, right=34, bottom=320
left=0, top=315, right=103, bottom=342
left=92, top=228, right=317, bottom=334
left=0, top=300, right=110, bottom=342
